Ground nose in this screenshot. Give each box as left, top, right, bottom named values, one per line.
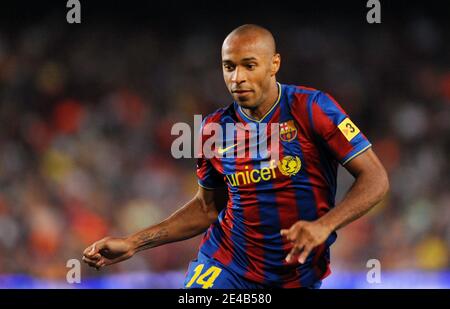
left=231, top=66, right=246, bottom=84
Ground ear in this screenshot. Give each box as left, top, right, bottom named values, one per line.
left=271, top=53, right=281, bottom=76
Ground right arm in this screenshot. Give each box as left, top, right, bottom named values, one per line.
left=82, top=185, right=227, bottom=269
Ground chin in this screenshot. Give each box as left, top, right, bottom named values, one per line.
left=236, top=100, right=258, bottom=110
left=233, top=95, right=257, bottom=109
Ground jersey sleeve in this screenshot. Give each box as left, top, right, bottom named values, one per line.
left=196, top=116, right=226, bottom=190
left=309, top=91, right=372, bottom=165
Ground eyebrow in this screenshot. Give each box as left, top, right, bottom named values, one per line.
left=222, top=57, right=258, bottom=64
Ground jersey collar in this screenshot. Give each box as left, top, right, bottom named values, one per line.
left=235, top=82, right=282, bottom=124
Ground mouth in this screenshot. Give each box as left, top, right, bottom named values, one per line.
left=232, top=89, right=253, bottom=94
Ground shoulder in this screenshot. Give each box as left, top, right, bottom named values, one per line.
left=283, top=84, right=324, bottom=106
left=282, top=84, right=332, bottom=113
left=283, top=84, right=340, bottom=112
left=283, top=83, right=321, bottom=95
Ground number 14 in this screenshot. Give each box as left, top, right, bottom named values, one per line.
left=185, top=264, right=222, bottom=289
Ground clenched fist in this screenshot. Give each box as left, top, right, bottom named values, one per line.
left=82, top=237, right=135, bottom=270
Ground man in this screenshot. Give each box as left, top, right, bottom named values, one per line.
left=83, top=24, right=389, bottom=288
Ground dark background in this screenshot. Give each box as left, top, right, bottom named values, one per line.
left=0, top=0, right=448, bottom=288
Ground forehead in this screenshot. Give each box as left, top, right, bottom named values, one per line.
left=221, top=35, right=269, bottom=62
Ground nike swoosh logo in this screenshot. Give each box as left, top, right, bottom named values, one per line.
left=217, top=143, right=238, bottom=154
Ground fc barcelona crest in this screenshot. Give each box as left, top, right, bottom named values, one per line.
left=279, top=120, right=298, bottom=142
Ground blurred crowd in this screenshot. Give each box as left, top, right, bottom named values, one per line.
left=0, top=12, right=449, bottom=281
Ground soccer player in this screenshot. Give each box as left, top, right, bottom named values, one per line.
left=83, top=24, right=389, bottom=288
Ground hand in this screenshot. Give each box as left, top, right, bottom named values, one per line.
left=280, top=220, right=332, bottom=264
left=82, top=237, right=135, bottom=270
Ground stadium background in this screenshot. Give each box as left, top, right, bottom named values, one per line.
left=0, top=1, right=448, bottom=288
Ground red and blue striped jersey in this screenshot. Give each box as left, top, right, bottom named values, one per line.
left=196, top=83, right=372, bottom=288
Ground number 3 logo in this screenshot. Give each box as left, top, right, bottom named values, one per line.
left=185, top=264, right=222, bottom=289
left=346, top=123, right=355, bottom=133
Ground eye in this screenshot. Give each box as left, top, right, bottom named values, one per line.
left=223, top=64, right=234, bottom=71
left=246, top=63, right=256, bottom=70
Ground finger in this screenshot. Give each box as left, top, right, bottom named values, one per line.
left=83, top=246, right=93, bottom=257
left=285, top=243, right=305, bottom=262
left=83, top=243, right=98, bottom=257
left=284, top=222, right=305, bottom=241
left=86, top=241, right=107, bottom=258
left=83, top=251, right=101, bottom=262
left=82, top=255, right=99, bottom=263
left=285, top=253, right=293, bottom=263
left=95, top=258, right=105, bottom=269
left=280, top=229, right=289, bottom=236
left=281, top=228, right=297, bottom=242
left=91, top=243, right=96, bottom=253
left=298, top=245, right=313, bottom=264
left=82, top=256, right=99, bottom=268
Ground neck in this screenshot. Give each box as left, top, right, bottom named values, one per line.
left=241, top=81, right=279, bottom=121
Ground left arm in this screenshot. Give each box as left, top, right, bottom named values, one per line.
left=281, top=148, right=389, bottom=263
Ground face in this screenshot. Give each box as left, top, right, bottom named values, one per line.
left=222, top=35, right=280, bottom=110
